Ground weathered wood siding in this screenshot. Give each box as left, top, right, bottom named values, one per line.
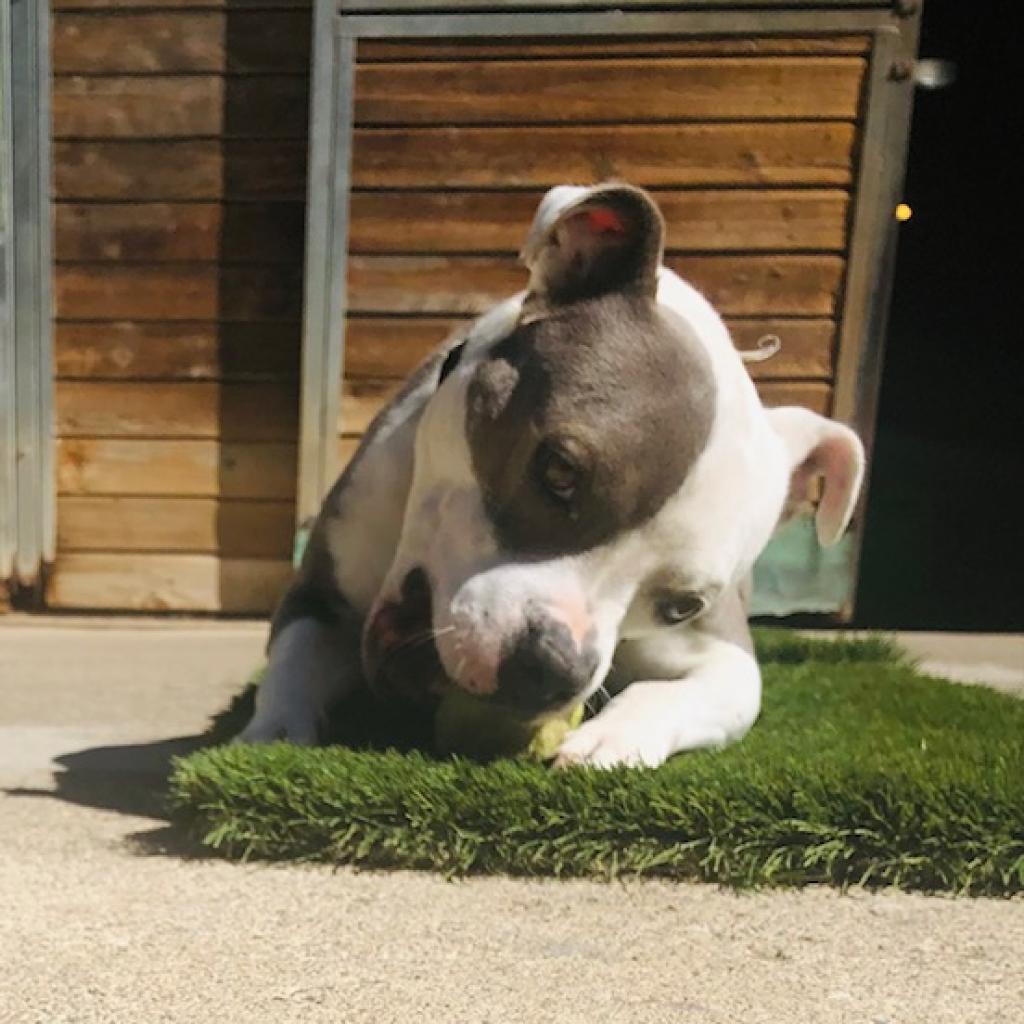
left=337, top=34, right=866, bottom=477
left=49, top=1, right=311, bottom=611
left=47, top=12, right=867, bottom=612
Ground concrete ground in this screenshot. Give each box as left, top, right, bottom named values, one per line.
left=0, top=618, right=1021, bottom=1024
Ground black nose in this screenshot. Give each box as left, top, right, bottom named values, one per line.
left=496, top=608, right=598, bottom=716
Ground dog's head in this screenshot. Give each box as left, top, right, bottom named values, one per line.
left=364, top=185, right=864, bottom=717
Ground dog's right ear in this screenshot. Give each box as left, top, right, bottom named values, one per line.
left=520, top=184, right=664, bottom=315
left=767, top=407, right=866, bottom=547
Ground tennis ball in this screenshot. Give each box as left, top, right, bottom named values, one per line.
left=434, top=687, right=584, bottom=761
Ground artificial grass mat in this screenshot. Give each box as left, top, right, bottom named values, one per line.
left=169, top=631, right=1024, bottom=895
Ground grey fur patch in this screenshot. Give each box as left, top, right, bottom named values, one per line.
left=694, top=577, right=755, bottom=657
left=466, top=292, right=715, bottom=556
left=268, top=520, right=361, bottom=648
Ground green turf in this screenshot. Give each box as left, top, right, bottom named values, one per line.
left=169, top=631, right=1024, bottom=894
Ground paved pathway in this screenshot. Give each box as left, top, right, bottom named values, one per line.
left=1, top=619, right=1021, bottom=1023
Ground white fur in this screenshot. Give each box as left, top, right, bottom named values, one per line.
left=370, top=260, right=853, bottom=766
left=556, top=638, right=761, bottom=768
left=248, top=185, right=864, bottom=768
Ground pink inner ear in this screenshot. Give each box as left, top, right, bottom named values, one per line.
left=585, top=207, right=626, bottom=235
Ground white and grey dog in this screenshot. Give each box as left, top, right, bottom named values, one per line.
left=238, top=183, right=864, bottom=768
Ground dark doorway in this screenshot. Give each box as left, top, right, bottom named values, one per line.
left=854, top=5, right=1022, bottom=632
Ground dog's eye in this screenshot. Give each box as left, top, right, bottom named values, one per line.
left=535, top=445, right=579, bottom=504
left=654, top=592, right=706, bottom=626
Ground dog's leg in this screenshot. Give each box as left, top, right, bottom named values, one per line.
left=235, top=347, right=452, bottom=744
left=556, top=586, right=761, bottom=769
left=555, top=643, right=761, bottom=768
left=236, top=615, right=363, bottom=745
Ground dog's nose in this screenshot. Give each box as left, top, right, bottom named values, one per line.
left=496, top=606, right=599, bottom=716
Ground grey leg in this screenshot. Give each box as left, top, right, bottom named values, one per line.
left=236, top=617, right=363, bottom=745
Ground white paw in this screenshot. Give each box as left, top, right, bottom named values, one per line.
left=553, top=686, right=674, bottom=769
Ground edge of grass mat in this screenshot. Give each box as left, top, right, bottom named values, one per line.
left=169, top=632, right=1024, bottom=895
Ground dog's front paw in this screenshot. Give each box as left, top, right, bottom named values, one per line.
left=553, top=684, right=674, bottom=769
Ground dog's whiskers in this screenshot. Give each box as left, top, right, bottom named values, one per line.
left=377, top=624, right=457, bottom=675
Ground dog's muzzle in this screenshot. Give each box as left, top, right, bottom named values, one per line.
left=493, top=603, right=599, bottom=717
left=366, top=567, right=599, bottom=717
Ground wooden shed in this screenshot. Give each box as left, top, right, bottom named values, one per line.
left=0, top=0, right=922, bottom=616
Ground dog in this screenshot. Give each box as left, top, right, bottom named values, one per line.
left=237, top=183, right=865, bottom=768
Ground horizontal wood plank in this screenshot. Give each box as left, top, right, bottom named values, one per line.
left=54, top=0, right=310, bottom=8
left=56, top=381, right=298, bottom=441
left=55, top=254, right=842, bottom=321
left=351, top=122, right=855, bottom=188
left=344, top=317, right=464, bottom=379
left=53, top=11, right=311, bottom=74
left=758, top=381, right=832, bottom=415
left=53, top=315, right=832, bottom=384
left=46, top=553, right=292, bottom=614
left=58, top=496, right=293, bottom=557
left=57, top=439, right=298, bottom=499
left=339, top=378, right=404, bottom=436
left=343, top=316, right=835, bottom=381
left=346, top=254, right=843, bottom=316
left=353, top=58, right=864, bottom=125
left=55, top=191, right=846, bottom=263
left=339, top=0, right=877, bottom=9
left=348, top=189, right=849, bottom=253
left=337, top=377, right=832, bottom=435
left=51, top=17, right=866, bottom=74
left=55, top=322, right=299, bottom=381
left=53, top=75, right=308, bottom=139
left=55, top=123, right=850, bottom=199
left=55, top=202, right=305, bottom=263
left=55, top=264, right=304, bottom=320
left=358, top=36, right=872, bottom=60
left=724, top=319, right=835, bottom=378
left=53, top=140, right=307, bottom=200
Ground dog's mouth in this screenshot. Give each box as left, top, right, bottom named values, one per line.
left=363, top=567, right=446, bottom=705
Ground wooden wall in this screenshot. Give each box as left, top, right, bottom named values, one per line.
left=337, top=34, right=867, bottom=473
left=49, top=0, right=313, bottom=611
left=44, top=10, right=867, bottom=613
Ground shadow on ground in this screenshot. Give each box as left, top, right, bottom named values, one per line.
left=4, top=735, right=215, bottom=857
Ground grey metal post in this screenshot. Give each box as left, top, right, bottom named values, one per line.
left=1, top=0, right=16, bottom=585
left=2, top=0, right=54, bottom=594
left=833, top=8, right=923, bottom=615
left=296, top=0, right=357, bottom=560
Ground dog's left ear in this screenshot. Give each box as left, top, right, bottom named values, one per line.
left=520, top=184, right=664, bottom=312
left=767, top=407, right=866, bottom=546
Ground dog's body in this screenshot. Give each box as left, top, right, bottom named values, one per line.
left=239, top=184, right=865, bottom=767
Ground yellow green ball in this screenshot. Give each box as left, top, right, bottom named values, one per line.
left=434, top=687, right=584, bottom=760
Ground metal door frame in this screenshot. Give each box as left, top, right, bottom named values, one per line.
left=1, top=0, right=54, bottom=599
left=297, top=0, right=922, bottom=614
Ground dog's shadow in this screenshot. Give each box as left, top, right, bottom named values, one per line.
left=6, top=683, right=442, bottom=858
left=6, top=734, right=214, bottom=857
left=4, top=687, right=261, bottom=858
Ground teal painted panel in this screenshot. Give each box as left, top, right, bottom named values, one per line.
left=752, top=515, right=854, bottom=617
